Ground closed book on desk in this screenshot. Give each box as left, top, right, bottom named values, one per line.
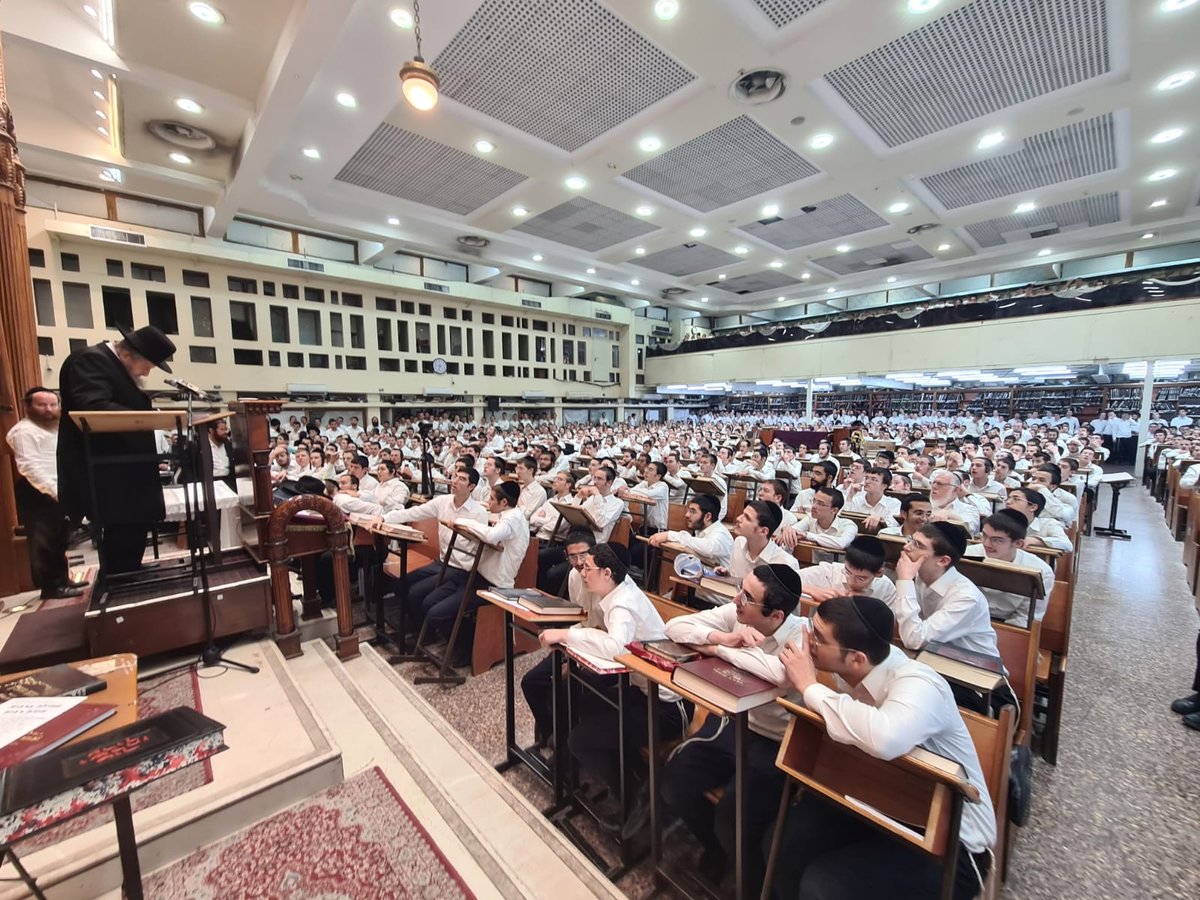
left=0, top=665, right=105, bottom=702
left=699, top=575, right=739, bottom=601
left=627, top=640, right=700, bottom=670
left=671, top=657, right=782, bottom=712
left=490, top=588, right=582, bottom=615
left=0, top=703, right=116, bottom=769
left=917, top=642, right=1004, bottom=693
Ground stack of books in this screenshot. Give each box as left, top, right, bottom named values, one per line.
left=0, top=665, right=116, bottom=769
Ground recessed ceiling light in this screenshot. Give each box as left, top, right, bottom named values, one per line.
left=335, top=92, right=357, bottom=109
left=631, top=279, right=640, bottom=286
left=564, top=175, right=586, bottom=190
left=1014, top=201, right=1037, bottom=214
left=512, top=205, right=528, bottom=217
left=1150, top=127, right=1184, bottom=144
left=636, top=205, right=654, bottom=216
left=639, top=136, right=662, bottom=152
left=94, top=109, right=106, bottom=120
left=761, top=203, right=780, bottom=218
left=98, top=167, right=120, bottom=183
left=800, top=272, right=811, bottom=280
left=169, top=151, right=192, bottom=165
left=532, top=253, right=543, bottom=261
left=835, top=244, right=850, bottom=253
left=1149, top=168, right=1178, bottom=181
left=175, top=97, right=204, bottom=114
left=302, top=147, right=320, bottom=160
left=937, top=243, right=951, bottom=251
left=586, top=267, right=596, bottom=274
left=717, top=273, right=726, bottom=279
left=700, top=297, right=709, bottom=303
left=474, top=139, right=494, bottom=153
left=734, top=245, right=749, bottom=255
left=92, top=90, right=105, bottom=101
left=689, top=226, right=706, bottom=238
left=1037, top=248, right=1052, bottom=257
left=387, top=217, right=400, bottom=225
left=777, top=296, right=786, bottom=303
left=91, top=68, right=103, bottom=79
left=808, top=132, right=834, bottom=150
left=1162, top=0, right=1199, bottom=10
left=1157, top=70, right=1195, bottom=91
left=390, top=8, right=413, bottom=28
left=886, top=276, right=897, bottom=283
left=1142, top=232, right=1156, bottom=239
left=97, top=125, right=108, bottom=136
left=826, top=287, right=836, bottom=294
left=188, top=2, right=224, bottom=25
left=907, top=0, right=941, bottom=10
left=1150, top=198, right=1169, bottom=208
left=634, top=247, right=646, bottom=255
left=887, top=201, right=910, bottom=214
left=769, top=260, right=783, bottom=268
left=654, top=0, right=680, bottom=21
left=977, top=130, right=1005, bottom=150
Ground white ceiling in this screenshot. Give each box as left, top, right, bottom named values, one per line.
left=3, top=0, right=1200, bottom=314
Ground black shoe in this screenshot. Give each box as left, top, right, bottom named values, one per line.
left=696, top=848, right=728, bottom=885
left=1183, top=711, right=1200, bottom=732
left=621, top=788, right=652, bottom=840
left=40, top=585, right=86, bottom=600
left=1170, top=693, right=1200, bottom=715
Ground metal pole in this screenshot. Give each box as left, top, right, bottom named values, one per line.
left=805, top=379, right=814, bottom=424
left=1134, top=360, right=1155, bottom=479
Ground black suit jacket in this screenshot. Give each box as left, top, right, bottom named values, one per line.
left=57, top=343, right=165, bottom=525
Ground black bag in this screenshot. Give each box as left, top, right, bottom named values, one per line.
left=1008, top=744, right=1033, bottom=826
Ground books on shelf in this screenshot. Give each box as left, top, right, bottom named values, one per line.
left=671, top=657, right=783, bottom=712
left=917, top=641, right=1004, bottom=692
left=627, top=640, right=701, bottom=670
left=0, top=665, right=106, bottom=702
left=0, top=703, right=117, bottom=769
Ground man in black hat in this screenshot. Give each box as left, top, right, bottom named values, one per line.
left=58, top=324, right=177, bottom=575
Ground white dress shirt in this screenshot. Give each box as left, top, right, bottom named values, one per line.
left=931, top=497, right=981, bottom=534
left=665, top=521, right=734, bottom=568
left=626, top=479, right=670, bottom=531
left=518, top=480, right=549, bottom=520
left=843, top=491, right=900, bottom=528
left=331, top=491, right=381, bottom=518
left=530, top=493, right=574, bottom=542
left=1025, top=515, right=1073, bottom=552
left=794, top=514, right=859, bottom=549
left=801, top=646, right=996, bottom=854
left=962, top=545, right=1055, bottom=625
left=374, top=478, right=410, bottom=513
left=798, top=560, right=898, bottom=605
left=454, top=507, right=530, bottom=589
left=6, top=419, right=58, bottom=499
left=892, top=567, right=1000, bottom=659
left=383, top=493, right=488, bottom=571
left=729, top=536, right=800, bottom=583
left=580, top=491, right=626, bottom=542
left=665, top=606, right=807, bottom=740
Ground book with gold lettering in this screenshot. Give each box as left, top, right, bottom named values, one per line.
left=671, top=657, right=783, bottom=712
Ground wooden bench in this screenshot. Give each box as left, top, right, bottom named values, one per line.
left=994, top=621, right=1041, bottom=747
left=471, top=539, right=541, bottom=675
left=1035, top=580, right=1074, bottom=765
left=1168, top=461, right=1198, bottom=541
left=1186, top=491, right=1200, bottom=596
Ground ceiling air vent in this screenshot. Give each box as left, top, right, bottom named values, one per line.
left=288, top=258, right=325, bottom=272
left=661, top=287, right=688, bottom=296
left=90, top=225, right=146, bottom=246
left=906, top=222, right=940, bottom=235
left=457, top=235, right=490, bottom=249
left=1030, top=227, right=1060, bottom=239
left=148, top=120, right=217, bottom=151
left=729, top=68, right=787, bottom=105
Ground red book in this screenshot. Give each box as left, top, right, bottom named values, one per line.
left=0, top=704, right=118, bottom=770
left=671, top=657, right=783, bottom=712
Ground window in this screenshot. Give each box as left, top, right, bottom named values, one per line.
left=282, top=283, right=299, bottom=300
left=37, top=336, right=53, bottom=355
left=484, top=364, right=496, bottom=376
left=534, top=368, right=549, bottom=379
left=28, top=249, right=45, bottom=268
left=32, top=279, right=54, bottom=326
left=462, top=310, right=473, bottom=322
left=269, top=306, right=290, bottom=343
left=635, top=334, right=645, bottom=345
left=330, top=290, right=339, bottom=305
left=380, top=358, right=400, bottom=372
left=564, top=323, right=576, bottom=336
left=501, top=333, right=512, bottom=359
left=518, top=334, right=529, bottom=361
left=397, top=321, right=409, bottom=353
left=349, top=315, right=364, bottom=349
left=342, top=292, right=362, bottom=308
left=228, top=275, right=257, bottom=294
left=535, top=336, right=547, bottom=362
left=637, top=348, right=644, bottom=369
left=415, top=323, right=431, bottom=354
left=503, top=365, right=516, bottom=378
left=464, top=363, right=474, bottom=375
left=418, top=303, right=431, bottom=317
left=191, top=297, right=213, bottom=337
left=376, top=296, right=397, bottom=312
left=330, top=312, right=344, bottom=347
left=578, top=341, right=587, bottom=364
left=287, top=351, right=304, bottom=367
left=304, top=286, right=325, bottom=303
left=61, top=252, right=81, bottom=272
left=263, top=281, right=276, bottom=297
left=346, top=355, right=367, bottom=370
left=467, top=330, right=474, bottom=357
left=449, top=326, right=463, bottom=356
left=532, top=319, right=549, bottom=332
left=501, top=315, right=514, bottom=327
left=400, top=300, right=415, bottom=314
left=298, top=309, right=321, bottom=345
left=436, top=324, right=446, bottom=355
left=131, top=262, right=167, bottom=282
left=612, top=345, right=620, bottom=368
left=69, top=338, right=87, bottom=354
left=377, top=319, right=393, bottom=351
left=404, top=359, right=418, bottom=373
left=443, top=307, right=458, bottom=320
left=146, top=291, right=179, bottom=334
left=190, top=345, right=217, bottom=364
left=482, top=331, right=494, bottom=359
left=229, top=301, right=257, bottom=340
left=268, top=350, right=281, bottom=366
left=309, top=353, right=329, bottom=368
left=482, top=313, right=494, bottom=325
left=233, top=348, right=264, bottom=366
left=106, top=259, right=124, bottom=277
left=563, top=340, right=574, bottom=365
left=182, top=269, right=209, bottom=288
left=102, top=286, right=133, bottom=329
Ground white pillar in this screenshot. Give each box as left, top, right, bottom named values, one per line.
left=805, top=380, right=814, bottom=424
left=1134, top=361, right=1155, bottom=479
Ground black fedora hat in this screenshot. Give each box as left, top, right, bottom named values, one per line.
left=117, top=324, right=176, bottom=373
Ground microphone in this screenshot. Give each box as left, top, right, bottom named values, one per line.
left=166, top=377, right=215, bottom=400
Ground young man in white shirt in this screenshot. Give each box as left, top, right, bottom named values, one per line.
left=1029, top=464, right=1078, bottom=527
left=538, top=544, right=693, bottom=816
left=372, top=459, right=410, bottom=513
left=965, top=456, right=1007, bottom=502
left=773, top=595, right=995, bottom=900
left=648, top=494, right=734, bottom=570
left=878, top=492, right=933, bottom=539
left=842, top=466, right=901, bottom=532
left=790, top=460, right=837, bottom=518
left=757, top=480, right=797, bottom=533
left=433, top=480, right=530, bottom=667
left=714, top=501, right=800, bottom=600
left=796, top=535, right=898, bottom=606
left=662, top=452, right=690, bottom=505
left=777, top=487, right=859, bottom=550
left=1005, top=487, right=1073, bottom=552
left=964, top=511, right=1055, bottom=626
left=694, top=451, right=729, bottom=521
left=515, top=455, right=549, bottom=521
left=529, top=471, right=577, bottom=544
left=657, top=564, right=807, bottom=890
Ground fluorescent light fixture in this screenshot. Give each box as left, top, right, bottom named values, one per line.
left=335, top=92, right=357, bottom=109
left=639, top=136, right=662, bottom=152
left=886, top=373, right=927, bottom=381
left=777, top=296, right=786, bottom=303
left=168, top=152, right=192, bottom=165
left=636, top=205, right=654, bottom=216
left=1014, top=201, right=1037, bottom=214
left=93, top=89, right=105, bottom=101
left=654, top=0, right=681, bottom=20
left=635, top=247, right=646, bottom=255
left=586, top=267, right=596, bottom=274
left=188, top=2, right=224, bottom=25
left=94, top=109, right=107, bottom=120
left=700, top=297, right=709, bottom=303
left=734, top=245, right=749, bottom=255
left=91, top=68, right=103, bottom=79
left=1015, top=365, right=1072, bottom=375
left=473, top=139, right=494, bottom=153
left=97, top=125, right=108, bottom=136
left=835, top=244, right=851, bottom=253
left=1157, top=70, right=1195, bottom=91
left=1037, top=248, right=1052, bottom=257
left=564, top=175, right=587, bottom=190
left=937, top=243, right=951, bottom=251
left=1150, top=199, right=1169, bottom=208
left=761, top=203, right=780, bottom=218
left=98, top=167, right=121, bottom=183
left=977, top=130, right=1005, bottom=149
left=717, top=273, right=726, bottom=279
left=1162, top=0, right=1199, bottom=10
left=1142, top=232, right=1155, bottom=239
left=808, top=132, right=834, bottom=150
left=512, top=205, right=528, bottom=217
left=907, top=0, right=941, bottom=11
left=532, top=253, right=543, bottom=261
left=689, top=226, right=707, bottom=238
left=801, top=272, right=811, bottom=280
left=768, top=260, right=783, bottom=268
left=826, top=287, right=836, bottom=294
left=387, top=217, right=400, bottom=225
left=84, top=5, right=97, bottom=17
left=886, top=276, right=897, bottom=283
left=1151, top=127, right=1184, bottom=144
left=631, top=279, right=640, bottom=286
left=302, top=147, right=320, bottom=160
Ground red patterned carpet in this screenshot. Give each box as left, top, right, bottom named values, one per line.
left=21, top=668, right=213, bottom=851
left=144, top=767, right=476, bottom=899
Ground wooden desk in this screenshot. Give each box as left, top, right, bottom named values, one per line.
left=0, top=654, right=138, bottom=745
left=350, top=518, right=427, bottom=654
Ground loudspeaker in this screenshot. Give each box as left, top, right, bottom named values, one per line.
left=486, top=396, right=500, bottom=413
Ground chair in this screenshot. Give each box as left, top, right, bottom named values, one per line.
left=993, top=621, right=1041, bottom=747
left=965, top=706, right=1016, bottom=898
left=471, top=539, right=541, bottom=675
left=1035, top=580, right=1074, bottom=764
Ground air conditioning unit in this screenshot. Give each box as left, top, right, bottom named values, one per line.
left=90, top=225, right=146, bottom=246
left=522, top=391, right=548, bottom=400
left=423, top=387, right=454, bottom=398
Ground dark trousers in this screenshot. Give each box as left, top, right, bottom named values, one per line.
left=771, top=793, right=990, bottom=900
left=662, top=716, right=785, bottom=892
left=314, top=545, right=376, bottom=607
left=537, top=545, right=569, bottom=594
left=1192, top=630, right=1200, bottom=693
left=425, top=571, right=490, bottom=660
left=101, top=523, right=149, bottom=575
left=570, top=681, right=692, bottom=798
left=522, top=653, right=560, bottom=741
left=14, top=480, right=70, bottom=592
left=384, top=561, right=443, bottom=629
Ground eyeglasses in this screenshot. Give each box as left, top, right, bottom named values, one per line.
left=579, top=564, right=601, bottom=574
left=733, top=589, right=765, bottom=607
left=841, top=567, right=874, bottom=585
left=566, top=551, right=590, bottom=562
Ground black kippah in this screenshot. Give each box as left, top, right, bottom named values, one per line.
left=764, top=563, right=803, bottom=597
left=850, top=595, right=894, bottom=644
left=929, top=520, right=968, bottom=556
left=994, top=508, right=1027, bottom=529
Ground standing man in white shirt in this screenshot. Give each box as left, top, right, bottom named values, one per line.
left=6, top=387, right=82, bottom=599
left=772, top=595, right=995, bottom=900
